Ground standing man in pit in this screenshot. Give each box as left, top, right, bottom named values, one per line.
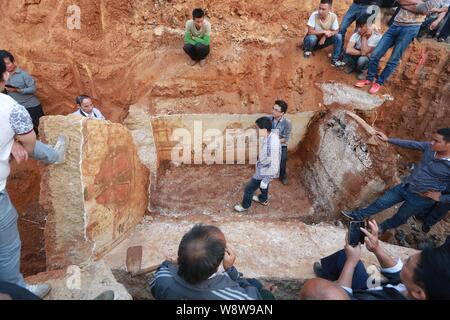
left=0, top=50, right=44, bottom=135
left=0, top=58, right=67, bottom=299
left=268, top=100, right=292, bottom=185
left=183, top=8, right=211, bottom=67
left=234, top=117, right=281, bottom=213
left=72, top=95, right=106, bottom=120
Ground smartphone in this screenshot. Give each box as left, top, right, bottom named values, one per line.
left=5, top=84, right=17, bottom=89
left=349, top=221, right=366, bottom=247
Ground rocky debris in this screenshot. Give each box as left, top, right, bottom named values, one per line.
left=39, top=115, right=149, bottom=270
left=320, top=82, right=386, bottom=110
left=104, top=217, right=417, bottom=281
left=25, top=260, right=132, bottom=300
left=299, top=110, right=401, bottom=220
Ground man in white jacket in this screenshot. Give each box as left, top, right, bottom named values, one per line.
left=234, top=117, right=281, bottom=212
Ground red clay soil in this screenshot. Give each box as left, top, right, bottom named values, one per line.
left=6, top=160, right=46, bottom=277
left=151, top=156, right=312, bottom=222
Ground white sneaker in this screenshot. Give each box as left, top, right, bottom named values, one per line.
left=53, top=134, right=68, bottom=164
left=234, top=204, right=248, bottom=213
left=25, top=283, right=51, bottom=298
left=252, top=195, right=269, bottom=206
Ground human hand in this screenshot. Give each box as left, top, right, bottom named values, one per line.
left=430, top=20, right=440, bottom=31
left=223, top=247, right=236, bottom=270
left=421, top=191, right=442, bottom=202
left=344, top=234, right=362, bottom=266
left=375, top=130, right=388, bottom=142
left=260, top=181, right=268, bottom=189
left=319, top=35, right=326, bottom=45
left=5, top=86, right=18, bottom=93
left=11, top=141, right=29, bottom=164
left=361, top=220, right=380, bottom=254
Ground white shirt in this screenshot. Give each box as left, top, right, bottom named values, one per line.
left=0, top=93, right=34, bottom=192
left=349, top=31, right=382, bottom=51
left=72, top=107, right=106, bottom=120
left=307, top=11, right=339, bottom=31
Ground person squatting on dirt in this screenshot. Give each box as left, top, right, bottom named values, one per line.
left=234, top=117, right=281, bottom=213
left=183, top=8, right=211, bottom=67
left=341, top=128, right=450, bottom=235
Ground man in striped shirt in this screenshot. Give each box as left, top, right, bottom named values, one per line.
left=150, top=224, right=274, bottom=300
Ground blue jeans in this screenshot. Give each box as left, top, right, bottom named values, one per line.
left=33, top=141, right=59, bottom=164
left=0, top=191, right=25, bottom=288
left=367, top=24, right=420, bottom=85
left=242, top=178, right=269, bottom=209
left=416, top=201, right=450, bottom=228
left=351, top=183, right=436, bottom=231
left=343, top=54, right=370, bottom=73
left=320, top=249, right=369, bottom=290
left=303, top=34, right=343, bottom=62
left=340, top=3, right=372, bottom=43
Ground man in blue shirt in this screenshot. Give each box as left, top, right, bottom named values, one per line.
left=342, top=128, right=450, bottom=235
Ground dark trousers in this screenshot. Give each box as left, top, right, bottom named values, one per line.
left=352, top=183, right=435, bottom=231
left=438, top=11, right=450, bottom=40
left=0, top=281, right=40, bottom=300
left=183, top=44, right=210, bottom=61
left=27, top=104, right=44, bottom=135
left=416, top=201, right=450, bottom=228
left=280, top=146, right=288, bottom=180
left=242, top=178, right=269, bottom=209
left=246, top=278, right=275, bottom=300
left=320, top=249, right=369, bottom=290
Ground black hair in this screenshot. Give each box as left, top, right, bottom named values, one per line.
left=177, top=224, right=225, bottom=284
left=0, top=50, right=15, bottom=63
left=356, top=13, right=371, bottom=28
left=76, top=94, right=91, bottom=105
left=0, top=58, right=5, bottom=79
left=414, top=243, right=450, bottom=300
left=275, top=100, right=288, bottom=113
left=320, top=0, right=333, bottom=6
left=437, top=128, right=450, bottom=143
left=255, top=117, right=273, bottom=132
left=192, top=8, right=205, bottom=19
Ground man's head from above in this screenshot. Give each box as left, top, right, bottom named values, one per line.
left=299, top=278, right=350, bottom=300
left=356, top=13, right=372, bottom=34
left=400, top=242, right=450, bottom=300
left=255, top=116, right=273, bottom=137
left=272, top=100, right=288, bottom=119
left=431, top=128, right=450, bottom=153
left=192, top=8, right=205, bottom=29
left=0, top=50, right=16, bottom=74
left=177, top=224, right=226, bottom=285
left=318, top=0, right=333, bottom=18
left=76, top=94, right=95, bottom=114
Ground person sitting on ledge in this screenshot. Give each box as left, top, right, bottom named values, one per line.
left=150, top=224, right=275, bottom=300
left=302, top=0, right=344, bottom=68
left=72, top=94, right=106, bottom=120
left=300, top=220, right=450, bottom=300
left=183, top=8, right=211, bottom=67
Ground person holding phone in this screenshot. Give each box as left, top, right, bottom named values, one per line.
left=301, top=220, right=450, bottom=300
left=0, top=50, right=44, bottom=134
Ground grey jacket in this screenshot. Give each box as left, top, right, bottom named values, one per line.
left=388, top=138, right=450, bottom=195
left=267, top=115, right=292, bottom=147
left=150, top=260, right=262, bottom=300
left=6, top=67, right=41, bottom=109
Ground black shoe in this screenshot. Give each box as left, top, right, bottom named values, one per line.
left=281, top=177, right=288, bottom=185
left=313, top=262, right=326, bottom=278
left=421, top=224, right=431, bottom=234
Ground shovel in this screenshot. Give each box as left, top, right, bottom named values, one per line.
left=126, top=246, right=161, bottom=277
